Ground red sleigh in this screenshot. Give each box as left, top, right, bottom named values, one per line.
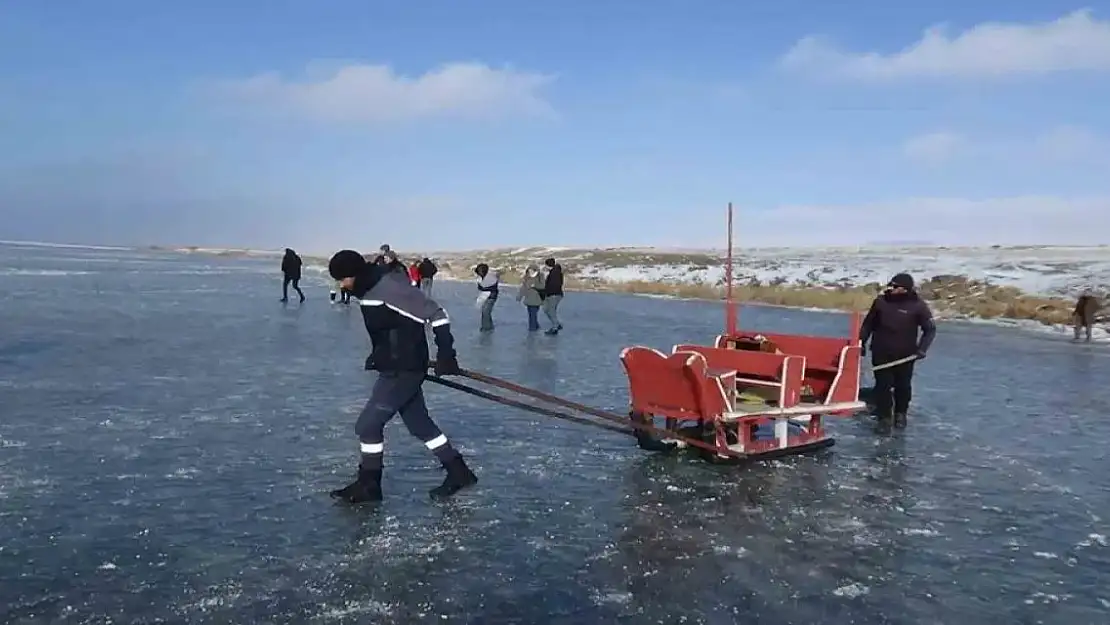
left=618, top=204, right=865, bottom=463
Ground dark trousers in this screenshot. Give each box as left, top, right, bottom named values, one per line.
left=872, top=359, right=915, bottom=416
left=282, top=275, right=304, bottom=301
left=355, top=370, right=459, bottom=470
left=1074, top=315, right=1093, bottom=341
left=526, top=305, right=540, bottom=331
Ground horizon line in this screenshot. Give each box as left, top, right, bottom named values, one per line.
left=3, top=238, right=1109, bottom=256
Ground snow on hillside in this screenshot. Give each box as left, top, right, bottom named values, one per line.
left=428, top=245, right=1110, bottom=299
left=154, top=242, right=1110, bottom=300
left=41, top=240, right=1097, bottom=341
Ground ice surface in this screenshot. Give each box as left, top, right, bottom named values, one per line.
left=2, top=242, right=1109, bottom=624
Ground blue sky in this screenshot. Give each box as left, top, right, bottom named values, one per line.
left=2, top=1, right=1109, bottom=252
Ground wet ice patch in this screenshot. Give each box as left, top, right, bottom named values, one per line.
left=585, top=544, right=619, bottom=562
left=590, top=589, right=633, bottom=606
left=348, top=515, right=455, bottom=563
left=1025, top=591, right=1070, bottom=605
left=832, top=583, right=870, bottom=598
left=314, top=599, right=394, bottom=620
left=712, top=544, right=749, bottom=558
left=177, top=582, right=245, bottom=615
left=851, top=530, right=882, bottom=547
left=1078, top=533, right=1108, bottom=548
left=902, top=527, right=942, bottom=537
left=165, top=467, right=200, bottom=480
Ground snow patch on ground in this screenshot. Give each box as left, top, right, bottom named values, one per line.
left=573, top=246, right=1110, bottom=299
left=166, top=242, right=1110, bottom=300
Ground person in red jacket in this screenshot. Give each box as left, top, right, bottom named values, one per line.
left=408, top=261, right=421, bottom=287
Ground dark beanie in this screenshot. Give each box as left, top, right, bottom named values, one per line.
left=888, top=273, right=914, bottom=289
left=329, top=249, right=366, bottom=280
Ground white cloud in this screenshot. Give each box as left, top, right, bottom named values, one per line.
left=209, top=61, right=555, bottom=124
left=902, top=131, right=965, bottom=164
left=747, top=195, right=1110, bottom=246
left=900, top=126, right=1108, bottom=165
left=780, top=9, right=1110, bottom=80
left=1036, top=125, right=1106, bottom=161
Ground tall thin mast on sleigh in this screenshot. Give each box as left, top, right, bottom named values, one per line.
left=725, top=202, right=737, bottom=335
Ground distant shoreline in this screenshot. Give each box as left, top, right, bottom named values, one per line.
left=7, top=239, right=1110, bottom=256
left=150, top=244, right=1101, bottom=332
left=6, top=240, right=1095, bottom=336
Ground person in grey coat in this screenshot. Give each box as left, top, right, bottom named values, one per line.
left=516, top=264, right=544, bottom=331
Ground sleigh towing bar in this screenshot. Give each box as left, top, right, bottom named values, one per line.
left=425, top=365, right=745, bottom=459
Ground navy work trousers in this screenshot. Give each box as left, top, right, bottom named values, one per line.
left=355, top=370, right=459, bottom=470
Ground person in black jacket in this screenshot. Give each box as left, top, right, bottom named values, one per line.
left=280, top=248, right=305, bottom=303
left=859, top=273, right=936, bottom=429
left=327, top=249, right=478, bottom=503
left=417, top=257, right=438, bottom=297
left=539, top=257, right=564, bottom=335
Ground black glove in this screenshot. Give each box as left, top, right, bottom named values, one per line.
left=915, top=350, right=927, bottom=361
left=434, top=354, right=461, bottom=376
left=860, top=342, right=868, bottom=356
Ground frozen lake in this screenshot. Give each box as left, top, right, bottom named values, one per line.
left=2, top=243, right=1109, bottom=624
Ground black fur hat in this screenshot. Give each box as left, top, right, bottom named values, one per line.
left=888, top=273, right=914, bottom=289
left=329, top=249, right=366, bottom=280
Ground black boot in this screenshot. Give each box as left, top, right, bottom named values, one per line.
left=330, top=466, right=383, bottom=503
left=874, top=407, right=893, bottom=432
left=893, top=412, right=907, bottom=429
left=429, top=455, right=478, bottom=499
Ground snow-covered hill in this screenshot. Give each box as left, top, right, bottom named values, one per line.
left=422, top=244, right=1110, bottom=299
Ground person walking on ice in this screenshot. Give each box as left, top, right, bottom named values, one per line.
left=329, top=281, right=352, bottom=305
left=418, top=257, right=438, bottom=297
left=1073, top=290, right=1101, bottom=343
left=540, top=257, right=564, bottom=335
left=280, top=248, right=305, bottom=303
left=326, top=249, right=478, bottom=503
left=516, top=264, right=544, bottom=331
left=475, top=263, right=499, bottom=332
left=859, top=272, right=936, bottom=429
